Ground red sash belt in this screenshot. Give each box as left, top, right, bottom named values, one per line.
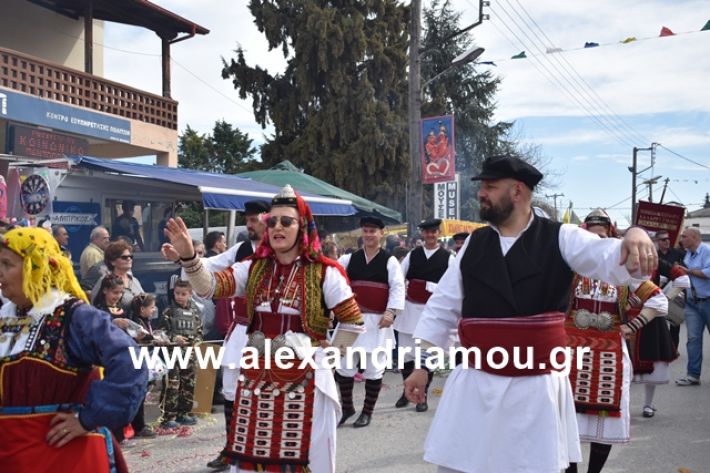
left=407, top=279, right=432, bottom=304
left=225, top=297, right=250, bottom=339
left=458, top=312, right=567, bottom=377
left=351, top=280, right=389, bottom=313
left=0, top=412, right=123, bottom=473
left=233, top=296, right=249, bottom=326
left=251, top=311, right=304, bottom=339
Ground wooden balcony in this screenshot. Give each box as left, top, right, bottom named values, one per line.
left=0, top=47, right=177, bottom=130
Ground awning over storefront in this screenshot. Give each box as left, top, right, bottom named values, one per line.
left=71, top=156, right=357, bottom=216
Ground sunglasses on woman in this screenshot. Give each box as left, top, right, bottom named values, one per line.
left=266, top=216, right=298, bottom=228
left=117, top=254, right=134, bottom=260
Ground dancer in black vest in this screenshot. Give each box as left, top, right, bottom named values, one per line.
left=404, top=155, right=660, bottom=473
left=393, top=218, right=453, bottom=412
left=452, top=232, right=469, bottom=254
left=335, top=217, right=405, bottom=427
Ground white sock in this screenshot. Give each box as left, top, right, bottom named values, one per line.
left=644, top=384, right=656, bottom=407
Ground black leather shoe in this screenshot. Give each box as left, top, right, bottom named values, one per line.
left=415, top=401, right=428, bottom=412
left=395, top=394, right=409, bottom=408
left=353, top=412, right=371, bottom=428
left=338, top=407, right=356, bottom=426
left=206, top=453, right=228, bottom=470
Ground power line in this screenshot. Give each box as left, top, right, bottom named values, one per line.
left=170, top=57, right=255, bottom=116
left=507, top=0, right=651, bottom=145
left=492, top=1, right=641, bottom=148
left=487, top=3, right=638, bottom=148
left=657, top=144, right=710, bottom=171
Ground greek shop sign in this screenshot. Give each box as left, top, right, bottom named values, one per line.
left=0, top=87, right=130, bottom=143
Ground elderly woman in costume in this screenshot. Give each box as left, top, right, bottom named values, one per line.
left=564, top=210, right=668, bottom=473
left=165, top=185, right=364, bottom=473
left=0, top=227, right=147, bottom=472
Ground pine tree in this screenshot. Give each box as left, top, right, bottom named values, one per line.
left=222, top=0, right=410, bottom=213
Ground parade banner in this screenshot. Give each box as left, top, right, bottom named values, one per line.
left=421, top=114, right=455, bottom=184
left=434, top=174, right=460, bottom=220
left=634, top=201, right=686, bottom=246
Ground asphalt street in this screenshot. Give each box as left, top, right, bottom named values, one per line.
left=124, top=324, right=710, bottom=473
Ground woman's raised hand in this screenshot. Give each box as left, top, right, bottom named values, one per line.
left=163, top=217, right=195, bottom=259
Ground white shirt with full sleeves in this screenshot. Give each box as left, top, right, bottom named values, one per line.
left=335, top=251, right=405, bottom=352
left=413, top=222, right=649, bottom=473
left=393, top=247, right=454, bottom=335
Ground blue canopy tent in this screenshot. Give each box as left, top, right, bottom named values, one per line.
left=70, top=156, right=356, bottom=216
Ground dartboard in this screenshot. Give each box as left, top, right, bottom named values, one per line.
left=20, top=174, right=50, bottom=215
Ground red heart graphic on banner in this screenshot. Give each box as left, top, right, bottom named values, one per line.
left=426, top=159, right=450, bottom=176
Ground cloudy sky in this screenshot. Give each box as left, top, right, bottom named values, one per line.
left=103, top=0, right=710, bottom=226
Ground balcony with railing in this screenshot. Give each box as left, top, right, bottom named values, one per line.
left=0, top=47, right=177, bottom=130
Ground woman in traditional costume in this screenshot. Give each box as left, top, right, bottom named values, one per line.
left=0, top=227, right=147, bottom=472
left=631, top=251, right=690, bottom=417
left=565, top=210, right=668, bottom=473
left=165, top=185, right=364, bottom=473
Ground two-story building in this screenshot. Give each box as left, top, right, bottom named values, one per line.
left=0, top=0, right=208, bottom=170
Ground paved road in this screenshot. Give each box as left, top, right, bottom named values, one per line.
left=124, top=324, right=710, bottom=472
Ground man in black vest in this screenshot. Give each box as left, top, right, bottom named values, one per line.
left=403, top=154, right=659, bottom=473
left=335, top=216, right=405, bottom=428
left=452, top=232, right=469, bottom=254
left=393, top=218, right=454, bottom=412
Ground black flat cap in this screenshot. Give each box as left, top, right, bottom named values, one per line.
left=418, top=218, right=442, bottom=230
left=360, top=216, right=385, bottom=229
left=452, top=232, right=469, bottom=241
left=471, top=154, right=543, bottom=189
left=243, top=200, right=271, bottom=215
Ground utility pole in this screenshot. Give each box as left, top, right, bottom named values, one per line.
left=406, top=0, right=423, bottom=238
left=406, top=0, right=487, bottom=237
left=545, top=193, right=564, bottom=221
left=643, top=175, right=662, bottom=203
left=629, top=145, right=653, bottom=223
left=659, top=177, right=670, bottom=204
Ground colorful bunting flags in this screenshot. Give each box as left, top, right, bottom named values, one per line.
left=659, top=26, right=675, bottom=37
left=490, top=22, right=710, bottom=64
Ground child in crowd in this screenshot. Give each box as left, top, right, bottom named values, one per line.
left=131, top=293, right=157, bottom=342
left=158, top=279, right=203, bottom=428
left=124, top=293, right=159, bottom=438
left=92, top=274, right=131, bottom=330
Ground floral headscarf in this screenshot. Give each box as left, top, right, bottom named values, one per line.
left=1, top=227, right=88, bottom=305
